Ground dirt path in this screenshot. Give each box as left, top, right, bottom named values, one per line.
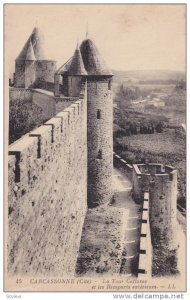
left=112, top=169, right=142, bottom=277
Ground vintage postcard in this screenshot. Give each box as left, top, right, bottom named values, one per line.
left=4, top=4, right=186, bottom=292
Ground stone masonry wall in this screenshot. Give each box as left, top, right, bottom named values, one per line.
left=36, top=60, right=56, bottom=83
left=132, top=164, right=177, bottom=250
left=32, top=90, right=56, bottom=120
left=14, top=61, right=25, bottom=88
left=149, top=168, right=177, bottom=249
left=8, top=83, right=87, bottom=276
left=9, top=88, right=33, bottom=102
left=25, top=61, right=36, bottom=88
left=9, top=88, right=77, bottom=122
left=87, top=78, right=113, bottom=207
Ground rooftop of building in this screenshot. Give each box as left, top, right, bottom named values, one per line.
left=67, top=44, right=87, bottom=76
left=80, top=38, right=113, bottom=76
left=56, top=38, right=113, bottom=77
left=16, top=27, right=53, bottom=61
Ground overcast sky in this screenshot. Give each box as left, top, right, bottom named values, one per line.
left=5, top=4, right=186, bottom=73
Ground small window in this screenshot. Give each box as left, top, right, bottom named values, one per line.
left=108, top=80, right=111, bottom=90
left=97, top=109, right=101, bottom=119
left=97, top=150, right=102, bottom=159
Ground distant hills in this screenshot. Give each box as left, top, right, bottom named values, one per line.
left=112, top=69, right=186, bottom=83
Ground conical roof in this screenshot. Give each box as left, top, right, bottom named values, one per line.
left=25, top=39, right=36, bottom=60
left=31, top=27, right=46, bottom=60
left=80, top=38, right=113, bottom=76
left=16, top=27, right=47, bottom=61
left=67, top=45, right=87, bottom=76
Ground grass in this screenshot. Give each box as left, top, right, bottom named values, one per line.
left=119, top=130, right=185, bottom=156
left=76, top=204, right=127, bottom=277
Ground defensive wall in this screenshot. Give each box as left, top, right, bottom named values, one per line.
left=113, top=152, right=133, bottom=181
left=132, top=163, right=177, bottom=250
left=113, top=153, right=177, bottom=274
left=138, top=192, right=152, bottom=278
left=8, top=83, right=87, bottom=276
left=9, top=87, right=77, bottom=120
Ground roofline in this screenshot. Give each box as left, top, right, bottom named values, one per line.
left=55, top=56, right=73, bottom=74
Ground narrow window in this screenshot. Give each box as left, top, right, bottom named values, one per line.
left=97, top=109, right=101, bottom=119
left=97, top=150, right=102, bottom=159
left=108, top=80, right=111, bottom=90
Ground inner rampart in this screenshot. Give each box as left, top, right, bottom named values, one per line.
left=9, top=87, right=77, bottom=121
left=8, top=83, right=87, bottom=276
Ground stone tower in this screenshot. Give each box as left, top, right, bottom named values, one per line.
left=80, top=38, right=113, bottom=207
left=24, top=40, right=36, bottom=88
left=15, top=38, right=36, bottom=88
left=54, top=43, right=87, bottom=97
left=14, top=27, right=56, bottom=88
left=132, top=163, right=178, bottom=250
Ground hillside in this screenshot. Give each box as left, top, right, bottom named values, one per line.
left=112, top=69, right=185, bottom=84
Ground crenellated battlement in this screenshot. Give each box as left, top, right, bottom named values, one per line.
left=132, top=162, right=177, bottom=251
left=8, top=83, right=87, bottom=276
left=9, top=94, right=86, bottom=188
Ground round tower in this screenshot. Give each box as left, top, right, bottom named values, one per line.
left=80, top=38, right=113, bottom=207
left=66, top=43, right=87, bottom=97
left=14, top=27, right=56, bottom=89
left=24, top=39, right=36, bottom=88
left=31, top=27, right=56, bottom=85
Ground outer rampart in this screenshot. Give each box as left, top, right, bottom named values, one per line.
left=8, top=84, right=87, bottom=276
left=132, top=163, right=177, bottom=250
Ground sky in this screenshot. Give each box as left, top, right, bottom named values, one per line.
left=4, top=4, right=186, bottom=74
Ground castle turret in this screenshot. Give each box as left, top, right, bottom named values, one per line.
left=132, top=163, right=178, bottom=250
left=24, top=39, right=36, bottom=88
left=14, top=27, right=56, bottom=89
left=66, top=43, right=87, bottom=97
left=15, top=38, right=36, bottom=88
left=31, top=27, right=56, bottom=87
left=80, top=38, right=113, bottom=207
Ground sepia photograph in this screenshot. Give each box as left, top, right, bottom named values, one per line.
left=4, top=3, right=186, bottom=293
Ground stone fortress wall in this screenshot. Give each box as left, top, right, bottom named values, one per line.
left=9, top=87, right=78, bottom=121
left=132, top=163, right=177, bottom=250
left=7, top=26, right=179, bottom=278
left=8, top=83, right=87, bottom=276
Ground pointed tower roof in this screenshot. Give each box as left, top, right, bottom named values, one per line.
left=16, top=27, right=47, bottom=61
left=25, top=39, right=36, bottom=60
left=67, top=44, right=87, bottom=76
left=31, top=27, right=46, bottom=60
left=80, top=38, right=113, bottom=76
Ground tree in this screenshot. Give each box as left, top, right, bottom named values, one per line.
left=9, top=99, right=45, bottom=144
